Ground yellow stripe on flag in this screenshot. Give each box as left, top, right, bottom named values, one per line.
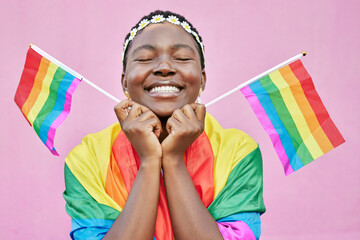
left=269, top=70, right=324, bottom=159
left=66, top=123, right=123, bottom=212
left=279, top=66, right=334, bottom=153
left=204, top=114, right=258, bottom=198
left=21, top=57, right=51, bottom=119
left=27, top=62, right=58, bottom=124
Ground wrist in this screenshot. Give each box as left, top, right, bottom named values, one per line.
left=162, top=154, right=185, bottom=170
left=139, top=157, right=162, bottom=170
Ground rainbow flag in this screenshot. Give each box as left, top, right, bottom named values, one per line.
left=14, top=46, right=81, bottom=155
left=63, top=114, right=265, bottom=239
left=241, top=59, right=344, bottom=175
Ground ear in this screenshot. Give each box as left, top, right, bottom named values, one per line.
left=200, top=70, right=207, bottom=91
left=121, top=73, right=127, bottom=92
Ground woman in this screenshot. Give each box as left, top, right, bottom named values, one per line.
left=63, top=10, right=265, bottom=240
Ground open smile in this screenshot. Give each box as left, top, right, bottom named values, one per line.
left=149, top=85, right=181, bottom=93
left=145, top=83, right=184, bottom=97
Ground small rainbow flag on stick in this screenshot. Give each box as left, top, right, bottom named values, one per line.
left=14, top=46, right=81, bottom=155
left=206, top=52, right=345, bottom=175
left=14, top=45, right=119, bottom=156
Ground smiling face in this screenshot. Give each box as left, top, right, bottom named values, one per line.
left=122, top=22, right=206, bottom=118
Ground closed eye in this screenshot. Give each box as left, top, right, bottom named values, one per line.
left=175, top=58, right=192, bottom=61
left=136, top=58, right=153, bottom=62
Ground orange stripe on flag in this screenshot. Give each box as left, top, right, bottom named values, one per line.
left=21, top=57, right=51, bottom=119
left=289, top=60, right=345, bottom=148
left=105, top=152, right=128, bottom=210
left=279, top=66, right=334, bottom=154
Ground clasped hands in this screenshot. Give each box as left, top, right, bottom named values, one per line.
left=114, top=99, right=206, bottom=167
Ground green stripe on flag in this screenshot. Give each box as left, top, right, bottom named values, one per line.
left=33, top=67, right=66, bottom=136
left=63, top=163, right=120, bottom=221
left=208, top=147, right=266, bottom=220
left=259, top=75, right=314, bottom=164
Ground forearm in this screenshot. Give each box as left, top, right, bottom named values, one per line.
left=163, top=156, right=223, bottom=240
left=103, top=160, right=161, bottom=240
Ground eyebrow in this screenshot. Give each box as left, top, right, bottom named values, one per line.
left=132, top=44, right=156, bottom=56
left=172, top=44, right=195, bottom=53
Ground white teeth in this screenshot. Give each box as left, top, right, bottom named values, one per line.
left=149, top=86, right=180, bottom=93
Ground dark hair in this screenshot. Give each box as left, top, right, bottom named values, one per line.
left=122, top=10, right=205, bottom=71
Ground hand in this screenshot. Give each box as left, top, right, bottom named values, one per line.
left=114, top=100, right=163, bottom=163
left=161, top=103, right=206, bottom=162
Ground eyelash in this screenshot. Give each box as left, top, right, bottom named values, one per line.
left=135, top=57, right=192, bottom=62
left=136, top=59, right=153, bottom=62
left=175, top=58, right=191, bottom=61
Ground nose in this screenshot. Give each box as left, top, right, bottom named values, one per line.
left=153, top=59, right=175, bottom=77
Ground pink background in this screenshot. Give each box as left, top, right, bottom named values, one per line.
left=1, top=0, right=359, bottom=239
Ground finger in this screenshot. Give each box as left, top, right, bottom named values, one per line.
left=143, top=118, right=162, bottom=138
left=127, top=103, right=150, bottom=120
left=137, top=110, right=160, bottom=122
left=166, top=117, right=181, bottom=135
left=171, top=109, right=189, bottom=124
left=181, top=104, right=197, bottom=121
left=114, top=99, right=135, bottom=125
left=136, top=110, right=162, bottom=136
left=190, top=103, right=206, bottom=123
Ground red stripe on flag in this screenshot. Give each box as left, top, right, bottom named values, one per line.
left=289, top=60, right=345, bottom=148
left=14, top=48, right=42, bottom=120
left=185, top=132, right=214, bottom=207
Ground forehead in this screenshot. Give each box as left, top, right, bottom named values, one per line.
left=129, top=22, right=197, bottom=50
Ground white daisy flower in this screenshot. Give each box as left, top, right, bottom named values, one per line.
left=151, top=15, right=165, bottom=23
left=138, top=19, right=150, bottom=30
left=181, top=21, right=192, bottom=33
left=166, top=15, right=180, bottom=25
left=129, top=28, right=138, bottom=40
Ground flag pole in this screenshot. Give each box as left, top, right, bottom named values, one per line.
left=29, top=44, right=121, bottom=103
left=205, top=52, right=307, bottom=107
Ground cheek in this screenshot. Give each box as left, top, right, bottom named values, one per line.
left=125, top=66, right=151, bottom=87
left=181, top=68, right=203, bottom=101
left=181, top=66, right=203, bottom=86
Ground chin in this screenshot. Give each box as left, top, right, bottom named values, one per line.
left=150, top=106, right=177, bottom=118
left=147, top=101, right=190, bottom=118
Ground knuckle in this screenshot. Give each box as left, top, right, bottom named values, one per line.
left=169, top=118, right=177, bottom=125
left=148, top=118, right=157, bottom=124
left=114, top=104, right=122, bottom=112
left=145, top=111, right=154, bottom=117
left=185, top=104, right=192, bottom=109
left=132, top=103, right=139, bottom=109
left=141, top=104, right=150, bottom=111
left=119, top=99, right=129, bottom=106
left=173, top=109, right=182, bottom=114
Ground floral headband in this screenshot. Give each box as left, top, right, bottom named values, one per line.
left=122, top=14, right=205, bottom=66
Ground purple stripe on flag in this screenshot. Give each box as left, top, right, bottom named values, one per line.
left=50, top=148, right=60, bottom=156
left=217, top=221, right=256, bottom=240
left=45, top=77, right=81, bottom=154
left=241, top=86, right=294, bottom=175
